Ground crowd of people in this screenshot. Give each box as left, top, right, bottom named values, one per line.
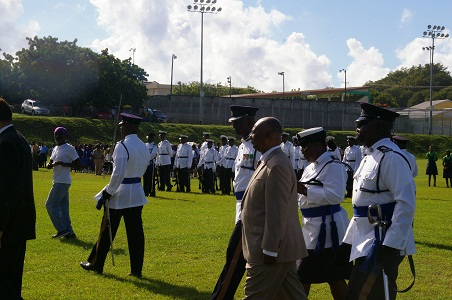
left=0, top=96, right=419, bottom=300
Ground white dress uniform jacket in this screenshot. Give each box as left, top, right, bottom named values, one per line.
left=342, top=145, right=362, bottom=172
left=217, top=144, right=229, bottom=168
left=197, top=147, right=220, bottom=171
left=146, top=142, right=158, bottom=163
left=281, top=141, right=295, bottom=168
left=234, top=136, right=262, bottom=223
left=174, top=142, right=194, bottom=169
left=298, top=151, right=350, bottom=249
left=224, top=145, right=238, bottom=169
left=157, top=139, right=173, bottom=166
left=343, top=138, right=416, bottom=261
left=298, top=151, right=308, bottom=171
left=98, top=134, right=151, bottom=209
left=293, top=145, right=301, bottom=170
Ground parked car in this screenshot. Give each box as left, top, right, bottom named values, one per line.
left=151, top=109, right=168, bottom=123
left=93, top=110, right=113, bottom=120
left=21, top=99, right=50, bottom=116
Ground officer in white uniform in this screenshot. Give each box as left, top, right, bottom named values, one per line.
left=292, top=136, right=301, bottom=179
left=197, top=139, right=220, bottom=193
left=326, top=136, right=342, bottom=160
left=343, top=103, right=416, bottom=300
left=157, top=130, right=173, bottom=191
left=217, top=135, right=229, bottom=194
left=342, top=136, right=362, bottom=173
left=296, top=127, right=352, bottom=299
left=222, top=137, right=238, bottom=195
left=174, top=134, right=194, bottom=192
left=143, top=133, right=158, bottom=197
left=80, top=113, right=151, bottom=277
left=281, top=132, right=295, bottom=168
left=211, top=105, right=261, bottom=300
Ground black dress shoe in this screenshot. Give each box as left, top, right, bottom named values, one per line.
left=80, top=262, right=102, bottom=274
left=128, top=272, right=142, bottom=278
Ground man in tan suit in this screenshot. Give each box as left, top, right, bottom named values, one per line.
left=241, top=117, right=308, bottom=299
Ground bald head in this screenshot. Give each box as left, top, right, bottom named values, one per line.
left=251, top=117, right=283, bottom=153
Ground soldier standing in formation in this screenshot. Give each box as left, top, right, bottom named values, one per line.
left=157, top=131, right=173, bottom=191
left=143, top=133, right=158, bottom=197
left=174, top=134, right=193, bottom=193
left=197, top=139, right=220, bottom=194
left=222, top=137, right=238, bottom=195
left=281, top=132, right=295, bottom=168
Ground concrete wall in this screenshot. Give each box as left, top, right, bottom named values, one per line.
left=146, top=95, right=416, bottom=133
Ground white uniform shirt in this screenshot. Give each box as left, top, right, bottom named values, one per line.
left=50, top=143, right=79, bottom=184
left=217, top=144, right=229, bottom=167
left=99, top=134, right=151, bottom=209
left=402, top=149, right=418, bottom=177
left=281, top=140, right=295, bottom=168
left=199, top=141, right=208, bottom=159
left=146, top=142, right=158, bottom=163
left=343, top=138, right=416, bottom=261
left=157, top=139, right=173, bottom=166
left=293, top=145, right=301, bottom=170
left=342, top=145, right=362, bottom=172
left=327, top=147, right=342, bottom=160
left=234, top=136, right=262, bottom=223
left=174, top=142, right=194, bottom=169
left=298, top=151, right=350, bottom=249
left=197, top=147, right=220, bottom=170
left=298, top=150, right=308, bottom=171
left=224, top=145, right=238, bottom=169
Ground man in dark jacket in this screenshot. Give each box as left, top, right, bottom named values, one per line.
left=0, top=98, right=36, bottom=299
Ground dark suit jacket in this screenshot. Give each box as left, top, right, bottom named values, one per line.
left=0, top=125, right=36, bottom=243
left=242, top=148, right=307, bottom=264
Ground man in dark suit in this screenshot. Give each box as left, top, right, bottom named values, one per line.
left=241, top=117, right=308, bottom=299
left=0, top=98, right=36, bottom=299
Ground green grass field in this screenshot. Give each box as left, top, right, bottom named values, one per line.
left=20, top=159, right=452, bottom=299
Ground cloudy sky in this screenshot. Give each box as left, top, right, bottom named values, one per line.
left=1, top=0, right=452, bottom=93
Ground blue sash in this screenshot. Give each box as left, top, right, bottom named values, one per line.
left=234, top=191, right=245, bottom=200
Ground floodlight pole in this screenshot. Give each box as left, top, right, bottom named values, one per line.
left=170, top=54, right=177, bottom=100
left=278, top=72, right=285, bottom=99
left=129, top=48, right=136, bottom=65
left=422, top=25, right=449, bottom=135
left=339, top=69, right=347, bottom=102
left=187, top=0, right=222, bottom=124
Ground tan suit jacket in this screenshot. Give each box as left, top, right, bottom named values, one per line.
left=242, top=148, right=307, bottom=264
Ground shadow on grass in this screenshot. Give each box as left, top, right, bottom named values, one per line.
left=415, top=240, right=452, bottom=251
left=60, top=237, right=127, bottom=255
left=103, top=273, right=211, bottom=300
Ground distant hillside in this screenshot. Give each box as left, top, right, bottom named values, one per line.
left=12, top=113, right=450, bottom=158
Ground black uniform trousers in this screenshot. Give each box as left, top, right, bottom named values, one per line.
left=0, top=240, right=26, bottom=299
left=346, top=255, right=404, bottom=300
left=143, top=162, right=155, bottom=197
left=211, top=220, right=246, bottom=300
left=87, top=205, right=144, bottom=275
left=177, top=167, right=190, bottom=192
left=202, top=168, right=215, bottom=193
left=159, top=164, right=172, bottom=191
left=223, top=168, right=233, bottom=194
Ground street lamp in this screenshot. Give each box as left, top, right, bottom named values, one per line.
left=227, top=76, right=232, bottom=97
left=422, top=25, right=449, bottom=135
left=129, top=48, right=136, bottom=65
left=278, top=72, right=285, bottom=99
left=339, top=69, right=347, bottom=102
left=170, top=54, right=177, bottom=99
left=187, top=0, right=222, bottom=124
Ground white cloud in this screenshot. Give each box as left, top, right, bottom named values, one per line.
left=400, top=8, right=414, bottom=24
left=339, top=38, right=391, bottom=86
left=0, top=0, right=39, bottom=53
left=89, top=0, right=332, bottom=92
